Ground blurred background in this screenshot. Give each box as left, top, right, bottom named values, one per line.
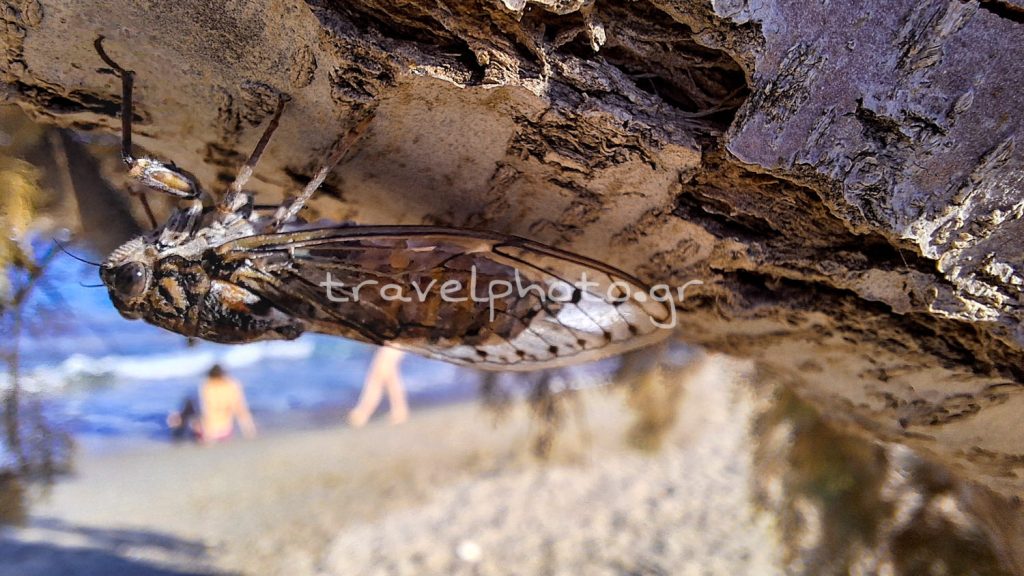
left=1, top=104, right=1022, bottom=575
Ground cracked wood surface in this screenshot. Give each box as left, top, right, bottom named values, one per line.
left=2, top=0, right=1024, bottom=496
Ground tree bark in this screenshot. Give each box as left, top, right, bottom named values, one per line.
left=3, top=0, right=1024, bottom=496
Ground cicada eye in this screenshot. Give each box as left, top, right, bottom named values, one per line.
left=113, top=262, right=149, bottom=298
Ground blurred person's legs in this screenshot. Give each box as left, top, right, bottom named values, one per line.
left=348, top=347, right=409, bottom=427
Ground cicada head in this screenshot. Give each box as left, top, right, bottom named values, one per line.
left=100, top=236, right=158, bottom=321
left=101, top=236, right=306, bottom=343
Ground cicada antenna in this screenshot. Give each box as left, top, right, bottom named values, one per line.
left=53, top=238, right=101, bottom=267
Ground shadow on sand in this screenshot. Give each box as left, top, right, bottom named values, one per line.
left=0, top=517, right=232, bottom=576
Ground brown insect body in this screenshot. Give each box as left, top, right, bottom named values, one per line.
left=94, top=38, right=673, bottom=371
left=100, top=214, right=306, bottom=345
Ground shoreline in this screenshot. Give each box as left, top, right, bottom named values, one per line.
left=55, top=385, right=566, bottom=457
left=68, top=389, right=482, bottom=458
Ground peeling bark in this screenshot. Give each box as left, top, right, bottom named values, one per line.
left=3, top=0, right=1024, bottom=496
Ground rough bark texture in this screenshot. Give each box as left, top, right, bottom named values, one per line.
left=3, top=0, right=1024, bottom=495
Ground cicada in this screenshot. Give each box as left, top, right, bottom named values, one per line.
left=93, top=38, right=674, bottom=370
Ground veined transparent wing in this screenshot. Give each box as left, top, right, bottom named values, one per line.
left=218, top=226, right=673, bottom=370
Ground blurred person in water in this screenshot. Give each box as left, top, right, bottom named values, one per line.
left=198, top=364, right=257, bottom=442
left=166, top=397, right=200, bottom=442
left=347, top=347, right=409, bottom=428
left=167, top=364, right=257, bottom=442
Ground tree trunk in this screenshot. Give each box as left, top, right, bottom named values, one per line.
left=3, top=0, right=1024, bottom=496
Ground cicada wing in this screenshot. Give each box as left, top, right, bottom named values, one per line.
left=220, top=226, right=675, bottom=370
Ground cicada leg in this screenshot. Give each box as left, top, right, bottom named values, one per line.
left=270, top=109, right=375, bottom=231
left=95, top=36, right=203, bottom=202
left=216, top=94, right=290, bottom=223
left=94, top=36, right=204, bottom=247
left=93, top=36, right=135, bottom=167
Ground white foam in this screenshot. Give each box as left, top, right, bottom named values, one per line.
left=0, top=339, right=317, bottom=395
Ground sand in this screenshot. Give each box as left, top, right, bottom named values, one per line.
left=0, top=355, right=784, bottom=575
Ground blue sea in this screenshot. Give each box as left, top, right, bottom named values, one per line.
left=6, top=253, right=629, bottom=449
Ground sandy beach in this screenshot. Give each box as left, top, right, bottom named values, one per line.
left=0, top=355, right=784, bottom=575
